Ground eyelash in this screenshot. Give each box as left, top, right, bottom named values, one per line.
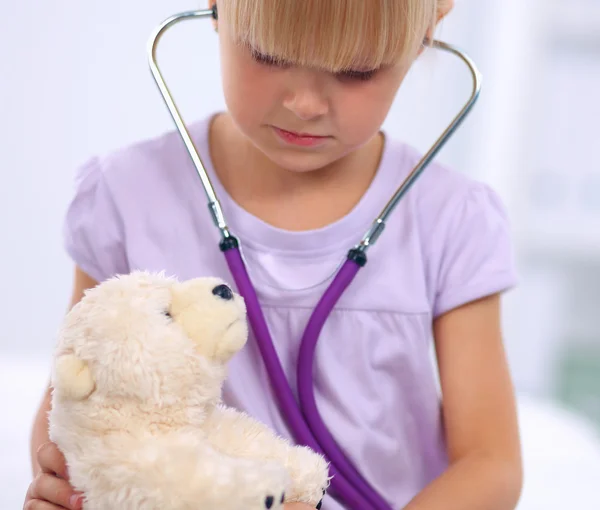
left=251, top=49, right=285, bottom=67
left=338, top=69, right=377, bottom=82
left=250, top=49, right=377, bottom=82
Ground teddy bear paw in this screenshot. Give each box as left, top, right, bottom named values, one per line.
left=235, top=459, right=289, bottom=509
left=263, top=492, right=285, bottom=509
left=314, top=487, right=327, bottom=509
left=282, top=446, right=330, bottom=506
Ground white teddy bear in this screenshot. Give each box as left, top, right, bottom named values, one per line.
left=48, top=271, right=330, bottom=510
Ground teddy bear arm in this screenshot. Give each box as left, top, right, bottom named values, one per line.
left=75, top=434, right=288, bottom=510
left=203, top=405, right=295, bottom=460
left=204, top=407, right=330, bottom=506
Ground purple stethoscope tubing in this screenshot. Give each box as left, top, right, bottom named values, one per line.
left=148, top=7, right=482, bottom=509
left=223, top=246, right=384, bottom=509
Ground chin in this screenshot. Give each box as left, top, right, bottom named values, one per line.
left=230, top=117, right=350, bottom=173
left=260, top=144, right=345, bottom=174
left=215, top=320, right=248, bottom=362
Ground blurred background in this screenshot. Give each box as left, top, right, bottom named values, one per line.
left=1, top=0, right=599, bottom=508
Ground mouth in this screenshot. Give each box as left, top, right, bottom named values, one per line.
left=272, top=127, right=330, bottom=148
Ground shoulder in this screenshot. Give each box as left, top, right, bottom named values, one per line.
left=62, top=116, right=213, bottom=282
left=382, top=137, right=511, bottom=235
left=381, top=136, right=517, bottom=315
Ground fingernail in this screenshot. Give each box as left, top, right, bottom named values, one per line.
left=70, top=494, right=83, bottom=508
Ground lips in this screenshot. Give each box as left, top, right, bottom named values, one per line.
left=272, top=126, right=330, bottom=147
left=280, top=128, right=326, bottom=138
left=226, top=318, right=240, bottom=331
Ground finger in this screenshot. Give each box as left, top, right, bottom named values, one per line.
left=27, top=473, right=83, bottom=510
left=24, top=499, right=67, bottom=510
left=37, top=442, right=68, bottom=480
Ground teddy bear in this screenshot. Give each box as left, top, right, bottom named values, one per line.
left=48, top=271, right=330, bottom=510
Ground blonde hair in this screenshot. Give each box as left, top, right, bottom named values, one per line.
left=219, top=0, right=449, bottom=72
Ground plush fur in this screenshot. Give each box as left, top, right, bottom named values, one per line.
left=48, top=271, right=330, bottom=510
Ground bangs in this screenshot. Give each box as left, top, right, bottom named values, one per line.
left=220, top=0, right=439, bottom=72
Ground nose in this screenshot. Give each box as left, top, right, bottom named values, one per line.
left=212, top=284, right=233, bottom=301
left=283, top=72, right=329, bottom=120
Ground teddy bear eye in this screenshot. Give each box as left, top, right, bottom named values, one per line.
left=163, top=310, right=172, bottom=319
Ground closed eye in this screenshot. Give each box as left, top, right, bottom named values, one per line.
left=250, top=47, right=288, bottom=68
left=248, top=44, right=378, bottom=82
left=336, top=69, right=378, bottom=82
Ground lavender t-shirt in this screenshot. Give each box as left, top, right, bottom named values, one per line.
left=63, top=114, right=517, bottom=509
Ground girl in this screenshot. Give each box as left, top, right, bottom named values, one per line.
left=24, top=1, right=523, bottom=509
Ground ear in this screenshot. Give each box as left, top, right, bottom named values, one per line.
left=419, top=0, right=455, bottom=55
left=437, top=0, right=455, bottom=22
left=53, top=354, right=95, bottom=400
left=209, top=0, right=218, bottom=31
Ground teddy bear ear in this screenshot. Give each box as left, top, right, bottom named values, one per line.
left=53, top=354, right=95, bottom=400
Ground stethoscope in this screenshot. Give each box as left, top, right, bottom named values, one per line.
left=148, top=5, right=482, bottom=510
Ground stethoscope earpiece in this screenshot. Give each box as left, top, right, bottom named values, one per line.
left=212, top=4, right=218, bottom=21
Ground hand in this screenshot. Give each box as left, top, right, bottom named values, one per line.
left=23, top=442, right=84, bottom=509
left=284, top=504, right=315, bottom=509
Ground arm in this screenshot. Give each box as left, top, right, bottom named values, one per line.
left=404, top=294, right=523, bottom=510
left=30, top=387, right=53, bottom=476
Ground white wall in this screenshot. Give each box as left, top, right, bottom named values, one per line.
left=1, top=0, right=220, bottom=362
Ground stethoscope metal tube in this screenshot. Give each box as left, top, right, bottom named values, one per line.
left=357, top=40, right=481, bottom=253
left=148, top=8, right=233, bottom=240
left=148, top=8, right=482, bottom=509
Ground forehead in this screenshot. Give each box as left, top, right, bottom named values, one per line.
left=220, top=0, right=434, bottom=72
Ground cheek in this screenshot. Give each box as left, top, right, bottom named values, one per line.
left=221, top=59, right=281, bottom=125
left=176, top=311, right=219, bottom=359
left=334, top=85, right=397, bottom=143
left=332, top=64, right=409, bottom=144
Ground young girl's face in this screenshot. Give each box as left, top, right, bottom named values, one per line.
left=214, top=1, right=436, bottom=173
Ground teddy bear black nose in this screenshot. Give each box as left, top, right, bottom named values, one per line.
left=212, top=284, right=233, bottom=301
left=264, top=495, right=274, bottom=508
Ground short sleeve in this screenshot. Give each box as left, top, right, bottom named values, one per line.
left=62, top=157, right=129, bottom=282
left=433, top=184, right=518, bottom=318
